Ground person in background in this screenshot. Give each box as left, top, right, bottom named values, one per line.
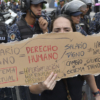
left=61, top=1, right=100, bottom=99
left=16, top=1, right=21, bottom=12
left=7, top=0, right=10, bottom=9
left=80, top=0, right=92, bottom=35
left=12, top=1, right=17, bottom=13
left=88, top=0, right=100, bottom=93
left=0, top=22, right=13, bottom=100
left=8, top=0, right=50, bottom=100
left=59, top=0, right=65, bottom=9
left=16, top=1, right=24, bottom=22
left=88, top=10, right=100, bottom=35
left=61, top=0, right=87, bottom=36
left=54, top=0, right=65, bottom=18
left=1, top=1, right=5, bottom=12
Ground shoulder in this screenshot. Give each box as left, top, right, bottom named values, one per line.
left=10, top=24, right=19, bottom=31
left=92, top=13, right=100, bottom=21
left=96, top=12, right=100, bottom=15
left=8, top=23, right=21, bottom=42
left=94, top=12, right=100, bottom=18
left=75, top=25, right=87, bottom=36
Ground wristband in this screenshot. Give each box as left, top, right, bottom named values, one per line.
left=93, top=89, right=100, bottom=97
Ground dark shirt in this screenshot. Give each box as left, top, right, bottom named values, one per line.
left=41, top=80, right=68, bottom=100
left=41, top=76, right=84, bottom=100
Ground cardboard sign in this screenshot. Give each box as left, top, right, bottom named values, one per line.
left=0, top=32, right=100, bottom=88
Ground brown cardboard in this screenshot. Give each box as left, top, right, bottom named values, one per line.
left=0, top=32, right=100, bottom=88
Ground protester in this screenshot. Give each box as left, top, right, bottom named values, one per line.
left=29, top=13, right=100, bottom=100
left=29, top=14, right=77, bottom=100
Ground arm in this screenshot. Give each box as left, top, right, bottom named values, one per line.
left=7, top=24, right=21, bottom=42
left=29, top=72, right=57, bottom=94
left=83, top=75, right=100, bottom=100
left=84, top=75, right=98, bottom=92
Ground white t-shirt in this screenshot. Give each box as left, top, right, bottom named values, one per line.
left=7, top=1, right=10, bottom=6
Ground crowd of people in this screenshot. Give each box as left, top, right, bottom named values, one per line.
left=0, top=0, right=21, bottom=12
left=0, top=0, right=100, bottom=100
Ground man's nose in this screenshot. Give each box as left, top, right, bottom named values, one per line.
left=60, top=29, right=65, bottom=33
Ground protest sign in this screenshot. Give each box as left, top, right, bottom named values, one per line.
left=0, top=32, right=100, bottom=88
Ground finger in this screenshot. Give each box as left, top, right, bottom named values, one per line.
left=39, top=20, right=44, bottom=26
left=48, top=74, right=57, bottom=86
left=39, top=18, right=43, bottom=24
left=49, top=81, right=57, bottom=90
left=39, top=19, right=46, bottom=26
left=39, top=17, right=43, bottom=22
left=40, top=21, right=47, bottom=28
left=41, top=21, right=46, bottom=26
left=42, top=20, right=48, bottom=26
left=45, top=72, right=54, bottom=83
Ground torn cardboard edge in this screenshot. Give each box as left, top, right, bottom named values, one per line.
left=0, top=32, right=100, bottom=88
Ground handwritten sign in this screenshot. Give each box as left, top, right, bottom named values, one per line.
left=0, top=32, right=100, bottom=88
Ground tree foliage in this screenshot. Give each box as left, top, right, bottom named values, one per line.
left=42, top=4, right=46, bottom=9
left=4, top=0, right=18, bottom=3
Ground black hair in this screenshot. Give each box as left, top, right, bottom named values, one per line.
left=50, top=14, right=76, bottom=32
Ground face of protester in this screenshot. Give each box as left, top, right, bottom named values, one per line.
left=60, top=1, right=65, bottom=7
left=71, top=15, right=80, bottom=24
left=30, top=3, right=43, bottom=17
left=52, top=17, right=73, bottom=33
